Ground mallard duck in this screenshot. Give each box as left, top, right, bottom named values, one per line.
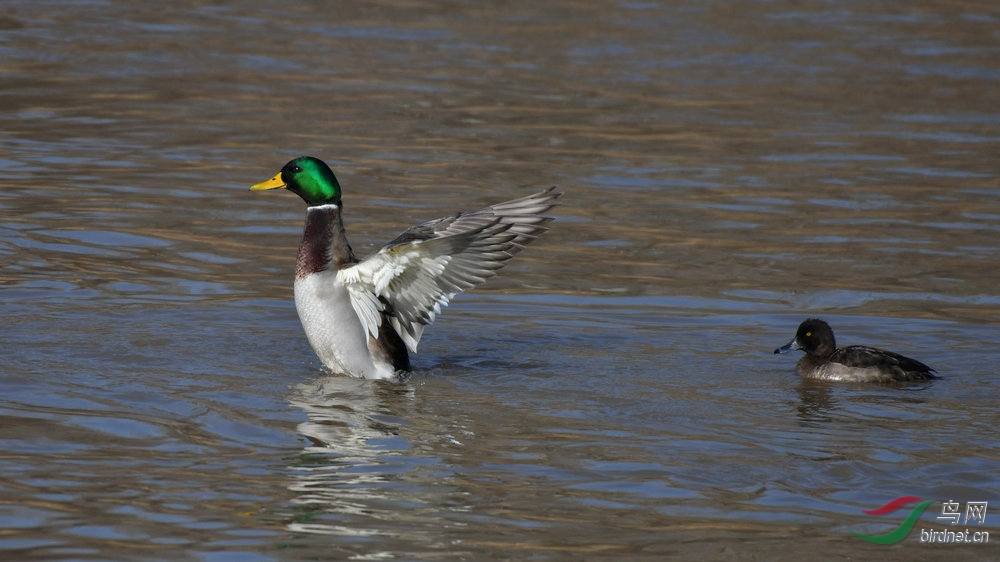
left=774, top=318, right=937, bottom=382
left=251, top=156, right=560, bottom=379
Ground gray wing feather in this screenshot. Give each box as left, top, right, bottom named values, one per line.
left=338, top=187, right=561, bottom=352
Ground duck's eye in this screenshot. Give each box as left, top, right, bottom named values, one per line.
left=291, top=166, right=302, bottom=173
left=805, top=331, right=812, bottom=337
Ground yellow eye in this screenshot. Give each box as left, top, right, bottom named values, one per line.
left=805, top=331, right=812, bottom=337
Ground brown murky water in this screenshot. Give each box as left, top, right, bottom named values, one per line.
left=2, top=1, right=998, bottom=560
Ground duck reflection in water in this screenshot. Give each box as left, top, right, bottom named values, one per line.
left=284, top=376, right=419, bottom=535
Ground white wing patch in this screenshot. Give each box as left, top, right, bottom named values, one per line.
left=342, top=280, right=384, bottom=340
left=337, top=243, right=458, bottom=353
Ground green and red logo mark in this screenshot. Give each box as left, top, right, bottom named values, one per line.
left=848, top=496, right=935, bottom=544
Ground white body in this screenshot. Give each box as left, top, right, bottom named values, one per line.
left=294, top=271, right=397, bottom=379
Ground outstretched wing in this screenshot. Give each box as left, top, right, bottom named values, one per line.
left=337, top=187, right=561, bottom=352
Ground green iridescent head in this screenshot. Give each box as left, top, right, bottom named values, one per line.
left=250, top=156, right=343, bottom=206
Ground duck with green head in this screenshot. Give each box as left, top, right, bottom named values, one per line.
left=251, top=156, right=561, bottom=379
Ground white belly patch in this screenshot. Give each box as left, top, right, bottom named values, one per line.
left=294, top=273, right=395, bottom=379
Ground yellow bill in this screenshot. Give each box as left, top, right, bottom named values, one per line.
left=250, top=174, right=286, bottom=191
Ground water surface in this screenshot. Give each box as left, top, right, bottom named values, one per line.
left=2, top=1, right=999, bottom=560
